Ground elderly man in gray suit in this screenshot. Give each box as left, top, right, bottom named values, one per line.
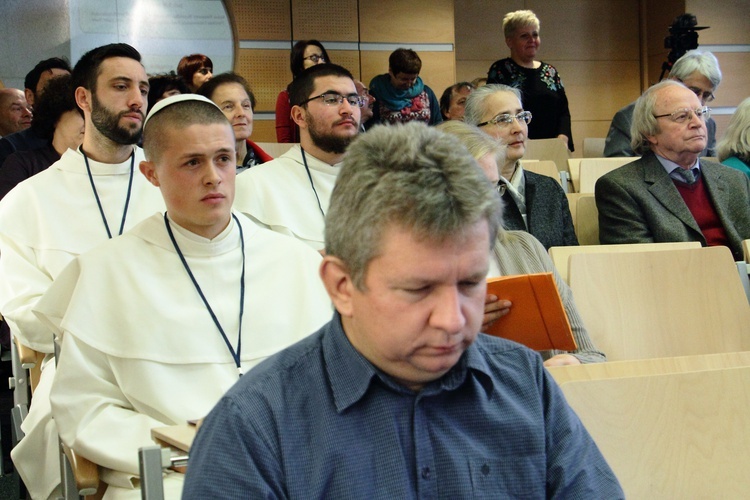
left=596, top=80, right=750, bottom=260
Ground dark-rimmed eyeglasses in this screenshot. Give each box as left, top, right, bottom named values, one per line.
left=477, top=111, right=532, bottom=128
left=653, top=106, right=711, bottom=123
left=298, top=92, right=366, bottom=108
left=303, top=54, right=325, bottom=64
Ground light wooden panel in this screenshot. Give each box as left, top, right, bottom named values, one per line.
left=713, top=115, right=731, bottom=147
left=570, top=122, right=611, bottom=158
left=455, top=60, right=494, bottom=84
left=686, top=0, right=750, bottom=45
left=292, top=0, right=358, bottom=41
left=645, top=0, right=684, bottom=85
left=236, top=49, right=290, bottom=112
left=327, top=50, right=362, bottom=80
left=713, top=52, right=750, bottom=107
left=454, top=0, right=522, bottom=63
left=559, top=366, right=750, bottom=498
left=252, top=121, right=277, bottom=143
left=359, top=0, right=455, bottom=43
left=528, top=0, right=639, bottom=60
left=225, top=0, right=291, bottom=40
left=360, top=51, right=455, bottom=104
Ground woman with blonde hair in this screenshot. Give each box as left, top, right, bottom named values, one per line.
left=486, top=10, right=573, bottom=151
left=439, top=120, right=605, bottom=366
left=717, top=97, right=750, bottom=179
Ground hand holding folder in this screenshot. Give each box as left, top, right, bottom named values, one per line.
left=484, top=272, right=576, bottom=352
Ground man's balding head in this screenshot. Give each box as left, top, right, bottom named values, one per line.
left=0, top=89, right=32, bottom=136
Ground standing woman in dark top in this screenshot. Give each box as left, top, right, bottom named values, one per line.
left=275, top=40, right=330, bottom=143
left=487, top=10, right=574, bottom=151
left=0, top=75, right=83, bottom=199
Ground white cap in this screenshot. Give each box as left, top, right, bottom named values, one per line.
left=143, top=93, right=221, bottom=130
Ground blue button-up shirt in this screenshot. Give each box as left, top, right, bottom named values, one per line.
left=184, top=313, right=623, bottom=499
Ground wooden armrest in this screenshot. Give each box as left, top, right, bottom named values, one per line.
left=62, top=443, right=100, bottom=496
left=13, top=336, right=39, bottom=368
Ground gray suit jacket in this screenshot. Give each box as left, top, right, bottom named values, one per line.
left=502, top=170, right=578, bottom=250
left=595, top=151, right=750, bottom=260
left=603, top=102, right=716, bottom=157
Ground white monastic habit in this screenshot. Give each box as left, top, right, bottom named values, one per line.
left=0, top=146, right=165, bottom=499
left=39, top=212, right=331, bottom=498
left=234, top=145, right=340, bottom=250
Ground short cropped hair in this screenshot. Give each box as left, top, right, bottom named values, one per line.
left=177, top=54, right=213, bottom=85
left=325, top=122, right=502, bottom=289
left=30, top=74, right=78, bottom=141
left=631, top=80, right=688, bottom=155
left=288, top=64, right=354, bottom=107
left=670, top=50, right=722, bottom=90
left=717, top=97, right=750, bottom=163
left=24, top=57, right=71, bottom=95
left=142, top=99, right=228, bottom=162
left=503, top=10, right=540, bottom=38
left=439, top=82, right=475, bottom=118
left=389, top=48, right=422, bottom=75
left=290, top=40, right=330, bottom=79
left=73, top=43, right=142, bottom=92
left=196, top=72, right=257, bottom=110
left=147, top=72, right=190, bottom=112
left=463, top=84, right=522, bottom=127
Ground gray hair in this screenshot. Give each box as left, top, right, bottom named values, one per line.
left=717, top=97, right=750, bottom=162
left=502, top=10, right=540, bottom=38
left=324, top=122, right=502, bottom=289
left=463, top=84, right=522, bottom=127
left=670, top=50, right=722, bottom=90
left=631, top=80, right=688, bottom=155
left=437, top=120, right=507, bottom=167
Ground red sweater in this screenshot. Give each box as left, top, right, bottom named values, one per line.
left=674, top=177, right=729, bottom=248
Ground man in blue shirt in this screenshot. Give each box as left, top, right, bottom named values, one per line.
left=184, top=123, right=623, bottom=498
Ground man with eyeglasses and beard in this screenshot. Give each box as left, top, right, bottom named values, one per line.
left=596, top=80, right=750, bottom=260
left=234, top=63, right=362, bottom=251
left=0, top=43, right=164, bottom=499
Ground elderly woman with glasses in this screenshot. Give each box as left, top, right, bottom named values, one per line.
left=465, top=84, right=577, bottom=250
left=487, top=10, right=573, bottom=151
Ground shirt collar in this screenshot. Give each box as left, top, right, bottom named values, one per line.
left=323, top=313, right=496, bottom=412
left=654, top=153, right=701, bottom=176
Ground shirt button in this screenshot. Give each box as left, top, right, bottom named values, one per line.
left=421, top=467, right=431, bottom=480
left=481, top=464, right=490, bottom=476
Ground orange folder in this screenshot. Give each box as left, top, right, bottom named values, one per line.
left=485, top=272, right=576, bottom=352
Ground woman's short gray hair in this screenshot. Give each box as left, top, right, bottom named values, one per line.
left=631, top=80, right=687, bottom=155
left=717, top=97, right=750, bottom=162
left=325, top=122, right=502, bottom=289
left=670, top=50, right=722, bottom=90
left=503, top=10, right=540, bottom=38
left=463, top=84, right=522, bottom=127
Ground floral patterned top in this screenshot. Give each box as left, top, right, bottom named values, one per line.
left=487, top=58, right=573, bottom=151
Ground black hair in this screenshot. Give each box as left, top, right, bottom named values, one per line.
left=290, top=40, right=331, bottom=79
left=72, top=43, right=142, bottom=92
left=147, top=71, right=190, bottom=111
left=30, top=74, right=78, bottom=141
left=24, top=57, right=71, bottom=94
left=288, top=64, right=354, bottom=107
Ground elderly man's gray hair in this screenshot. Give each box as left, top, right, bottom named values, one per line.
left=670, top=49, right=722, bottom=90
left=630, top=80, right=692, bottom=155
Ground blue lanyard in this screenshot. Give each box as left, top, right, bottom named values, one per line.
left=164, top=212, right=246, bottom=376
left=81, top=146, right=134, bottom=239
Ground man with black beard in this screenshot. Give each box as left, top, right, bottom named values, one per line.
left=0, top=43, right=164, bottom=499
left=234, top=64, right=362, bottom=250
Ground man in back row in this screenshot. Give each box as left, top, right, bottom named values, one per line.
left=234, top=63, right=363, bottom=250
left=596, top=80, right=750, bottom=260
left=184, top=123, right=623, bottom=498
left=0, top=43, right=164, bottom=498
left=604, top=49, right=721, bottom=158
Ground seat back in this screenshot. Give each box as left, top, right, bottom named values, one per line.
left=557, top=363, right=750, bottom=498
left=568, top=246, right=750, bottom=361
left=567, top=158, right=582, bottom=192
left=254, top=142, right=295, bottom=159
left=578, top=157, right=636, bottom=193
left=582, top=137, right=606, bottom=158
left=549, top=241, right=702, bottom=284
left=524, top=138, right=570, bottom=173
left=522, top=160, right=562, bottom=186
left=574, top=195, right=599, bottom=245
